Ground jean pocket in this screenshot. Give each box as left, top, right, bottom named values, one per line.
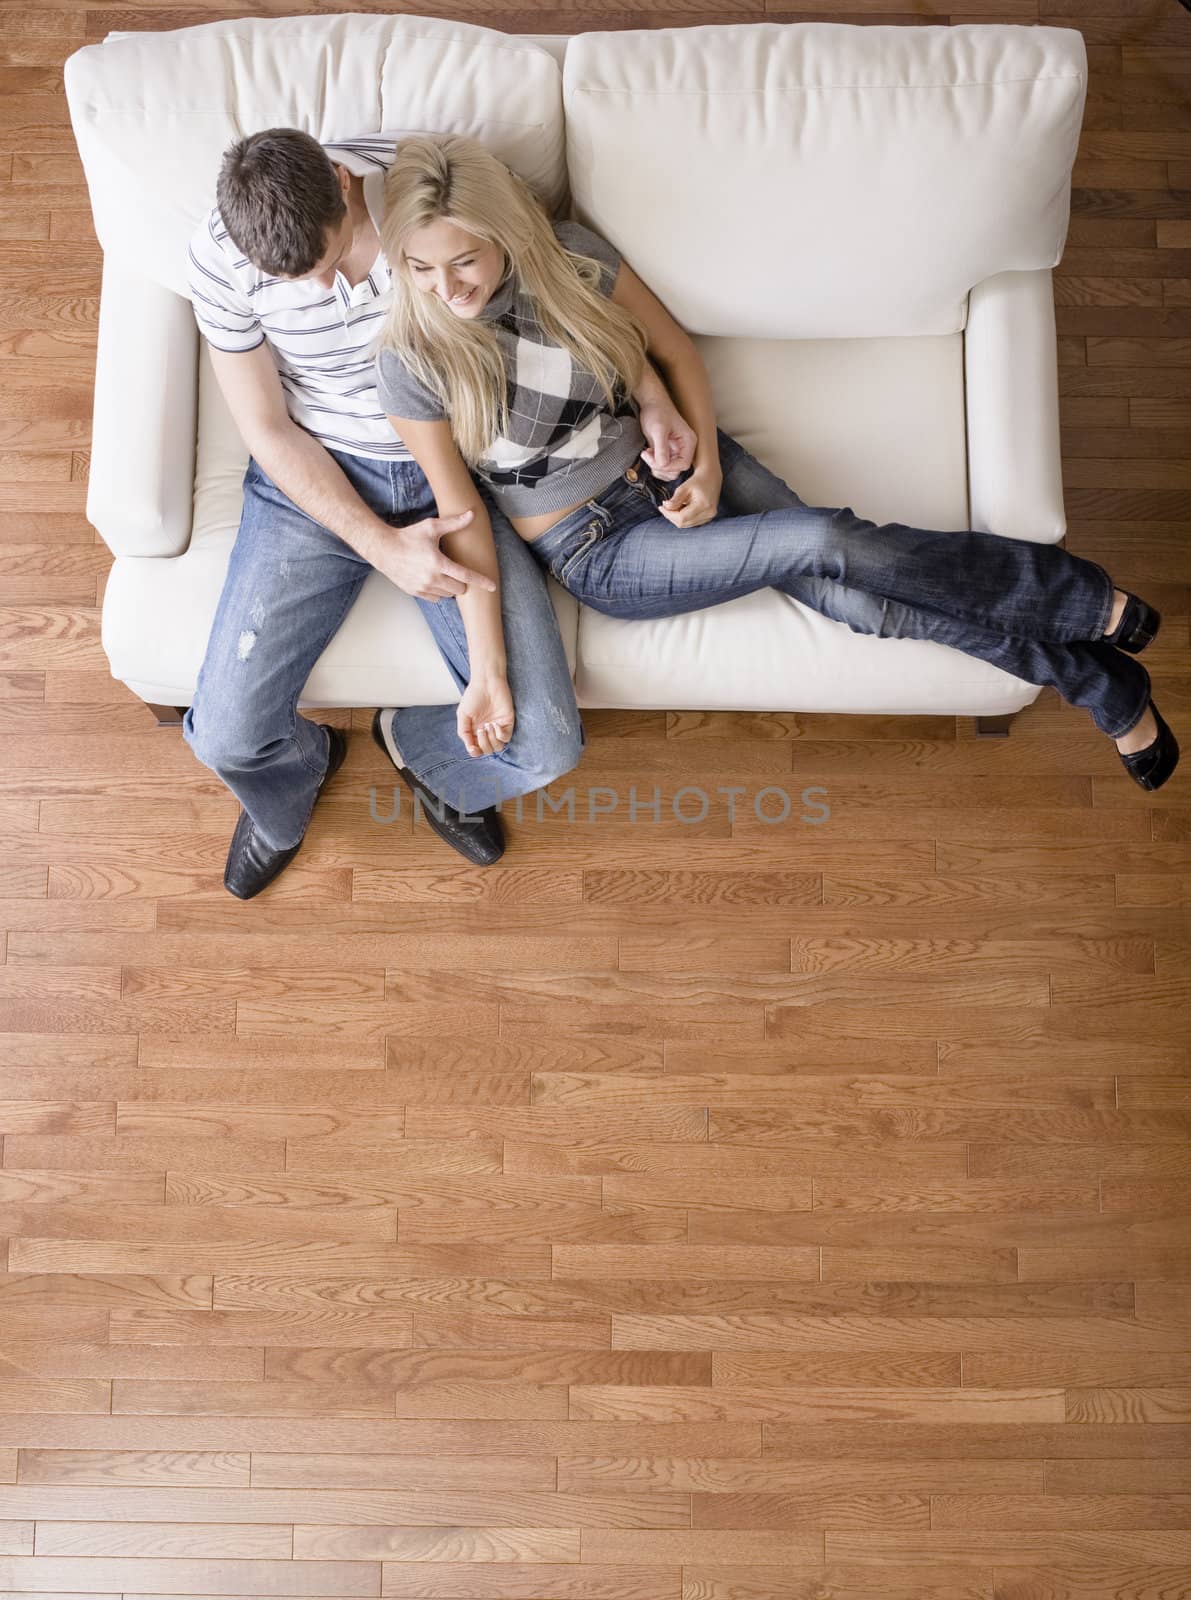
left=555, top=519, right=605, bottom=586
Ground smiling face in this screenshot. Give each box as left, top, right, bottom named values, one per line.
left=402, top=218, right=505, bottom=317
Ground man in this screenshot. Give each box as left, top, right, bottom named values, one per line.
left=183, top=128, right=584, bottom=899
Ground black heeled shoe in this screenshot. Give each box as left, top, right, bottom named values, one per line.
left=1118, top=701, right=1179, bottom=792
left=1105, top=592, right=1161, bottom=654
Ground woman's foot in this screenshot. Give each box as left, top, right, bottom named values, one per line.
left=1115, top=700, right=1179, bottom=791
left=1115, top=703, right=1157, bottom=757
left=1105, top=588, right=1161, bottom=655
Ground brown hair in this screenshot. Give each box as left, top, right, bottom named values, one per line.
left=216, top=127, right=346, bottom=277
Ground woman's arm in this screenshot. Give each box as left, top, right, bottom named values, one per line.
left=385, top=413, right=514, bottom=757
left=612, top=263, right=723, bottom=517
left=630, top=359, right=697, bottom=480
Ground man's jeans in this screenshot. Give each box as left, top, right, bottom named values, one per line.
left=184, top=451, right=583, bottom=851
left=527, top=427, right=1150, bottom=738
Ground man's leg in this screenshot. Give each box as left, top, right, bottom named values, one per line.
left=386, top=489, right=584, bottom=817
left=183, top=457, right=376, bottom=851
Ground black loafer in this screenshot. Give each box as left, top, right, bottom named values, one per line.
left=223, top=724, right=347, bottom=900
left=1105, top=592, right=1161, bottom=655
left=371, top=708, right=505, bottom=865
left=1118, top=700, right=1179, bottom=792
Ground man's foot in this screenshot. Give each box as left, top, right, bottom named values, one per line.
left=371, top=709, right=505, bottom=865
left=223, top=725, right=347, bottom=900
left=1105, top=589, right=1161, bottom=655
left=1115, top=700, right=1179, bottom=791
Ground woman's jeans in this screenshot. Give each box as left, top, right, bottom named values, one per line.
left=184, top=451, right=583, bottom=851
left=527, top=427, right=1151, bottom=739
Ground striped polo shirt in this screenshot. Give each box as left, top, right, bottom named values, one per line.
left=187, top=133, right=412, bottom=461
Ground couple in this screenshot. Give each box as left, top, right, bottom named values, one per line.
left=186, top=127, right=1177, bottom=900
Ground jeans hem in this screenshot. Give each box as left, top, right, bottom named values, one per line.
left=1089, top=560, right=1116, bottom=643
left=1102, top=682, right=1153, bottom=741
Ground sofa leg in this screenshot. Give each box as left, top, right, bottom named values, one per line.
left=975, top=713, right=1014, bottom=738
left=146, top=703, right=188, bottom=727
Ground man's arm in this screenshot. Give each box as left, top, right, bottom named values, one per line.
left=208, top=343, right=494, bottom=601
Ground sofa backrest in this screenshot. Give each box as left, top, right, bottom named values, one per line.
left=565, top=22, right=1086, bottom=339
left=66, top=15, right=1086, bottom=339
left=63, top=13, right=568, bottom=296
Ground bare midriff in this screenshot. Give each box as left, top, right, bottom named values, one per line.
left=508, top=494, right=593, bottom=543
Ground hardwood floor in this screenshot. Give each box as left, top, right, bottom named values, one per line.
left=2, top=3, right=1189, bottom=1598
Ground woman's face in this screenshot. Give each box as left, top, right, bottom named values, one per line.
left=403, top=219, right=505, bottom=317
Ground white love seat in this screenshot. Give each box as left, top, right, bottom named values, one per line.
left=64, top=15, right=1087, bottom=722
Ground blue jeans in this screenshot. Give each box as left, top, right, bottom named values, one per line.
left=527, top=427, right=1150, bottom=738
left=184, top=451, right=583, bottom=850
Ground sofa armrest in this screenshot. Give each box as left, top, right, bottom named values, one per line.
left=87, top=259, right=198, bottom=558
left=964, top=268, right=1066, bottom=545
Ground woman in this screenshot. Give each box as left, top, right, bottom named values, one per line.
left=374, top=134, right=1178, bottom=791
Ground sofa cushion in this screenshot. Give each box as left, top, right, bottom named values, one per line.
left=65, top=13, right=567, bottom=296
left=563, top=22, right=1086, bottom=339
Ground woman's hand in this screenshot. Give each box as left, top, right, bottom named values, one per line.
left=658, top=464, right=723, bottom=529
left=457, top=670, right=515, bottom=757
left=637, top=397, right=697, bottom=481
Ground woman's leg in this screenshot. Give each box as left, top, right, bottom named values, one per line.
left=618, top=427, right=1115, bottom=645
left=388, top=486, right=584, bottom=817
left=556, top=446, right=1149, bottom=739
left=570, top=464, right=1108, bottom=641
left=709, top=430, right=1151, bottom=738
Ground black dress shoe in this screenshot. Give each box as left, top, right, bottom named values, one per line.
left=1105, top=592, right=1161, bottom=654
left=223, top=724, right=347, bottom=900
left=1118, top=701, right=1180, bottom=792
left=371, top=708, right=505, bottom=865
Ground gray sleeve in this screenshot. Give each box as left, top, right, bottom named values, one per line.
left=554, top=220, right=622, bottom=296
left=374, top=345, right=448, bottom=422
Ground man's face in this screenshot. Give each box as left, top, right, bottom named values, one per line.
left=402, top=218, right=505, bottom=318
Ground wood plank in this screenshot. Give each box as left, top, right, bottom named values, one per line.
left=568, top=1386, right=1065, bottom=1424
left=991, top=1571, right=1191, bottom=1600
left=0, top=1557, right=381, bottom=1594
left=33, top=1522, right=293, bottom=1557
left=610, top=1314, right=1191, bottom=1353
left=557, top=1457, right=1040, bottom=1494
left=381, top=1566, right=678, bottom=1598
left=682, top=1566, right=991, bottom=1600
left=18, top=1449, right=251, bottom=1485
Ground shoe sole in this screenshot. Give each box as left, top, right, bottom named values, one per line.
left=372, top=708, right=403, bottom=770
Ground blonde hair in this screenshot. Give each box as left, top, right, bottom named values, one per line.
left=379, top=133, right=649, bottom=467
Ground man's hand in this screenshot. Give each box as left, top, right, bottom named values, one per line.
left=457, top=670, right=515, bottom=757
left=638, top=396, right=697, bottom=481
left=658, top=464, right=723, bottom=529
left=376, top=509, right=498, bottom=601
